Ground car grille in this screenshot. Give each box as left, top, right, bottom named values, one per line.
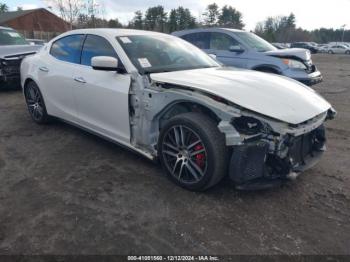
left=0, top=58, right=21, bottom=76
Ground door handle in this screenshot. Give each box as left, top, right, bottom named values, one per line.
left=39, top=66, right=49, bottom=72
left=74, top=77, right=86, bottom=84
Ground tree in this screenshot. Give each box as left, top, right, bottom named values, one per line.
left=254, top=13, right=302, bottom=42
left=108, top=18, right=122, bottom=28
left=44, top=0, right=85, bottom=29
left=218, top=5, right=244, bottom=29
left=203, top=3, right=220, bottom=27
left=167, top=9, right=178, bottom=32
left=0, top=2, right=9, bottom=13
left=167, top=7, right=196, bottom=33
left=144, top=5, right=167, bottom=32
left=176, top=7, right=196, bottom=31
left=129, top=10, right=143, bottom=29
left=286, top=13, right=296, bottom=28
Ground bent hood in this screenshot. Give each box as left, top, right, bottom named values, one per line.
left=0, top=45, right=41, bottom=58
left=265, top=48, right=310, bottom=61
left=151, top=67, right=331, bottom=125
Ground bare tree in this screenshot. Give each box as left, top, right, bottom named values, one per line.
left=45, top=0, right=85, bottom=29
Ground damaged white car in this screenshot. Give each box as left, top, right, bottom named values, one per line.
left=20, top=29, right=336, bottom=191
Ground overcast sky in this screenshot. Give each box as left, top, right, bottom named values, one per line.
left=5, top=0, right=350, bottom=30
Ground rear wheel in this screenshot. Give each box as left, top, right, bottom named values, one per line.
left=158, top=112, right=227, bottom=191
left=24, top=81, right=51, bottom=124
left=346, top=50, right=350, bottom=55
left=328, top=50, right=334, bottom=54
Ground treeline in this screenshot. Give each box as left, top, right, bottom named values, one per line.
left=72, top=3, right=349, bottom=43
left=255, top=13, right=350, bottom=43
left=74, top=3, right=244, bottom=33
left=1, top=1, right=348, bottom=43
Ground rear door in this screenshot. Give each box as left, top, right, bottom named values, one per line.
left=181, top=32, right=211, bottom=54
left=38, top=34, right=84, bottom=122
left=72, top=34, right=131, bottom=144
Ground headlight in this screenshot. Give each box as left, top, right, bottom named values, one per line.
left=281, top=59, right=307, bottom=69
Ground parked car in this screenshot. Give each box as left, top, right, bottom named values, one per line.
left=327, top=44, right=350, bottom=54
left=21, top=29, right=336, bottom=191
left=318, top=44, right=330, bottom=53
left=0, top=26, right=41, bottom=88
left=173, top=28, right=323, bottom=86
left=26, top=38, right=46, bottom=46
left=290, top=42, right=319, bottom=54
left=271, top=43, right=286, bottom=49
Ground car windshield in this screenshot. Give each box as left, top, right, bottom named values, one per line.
left=117, top=35, right=219, bottom=74
left=0, top=28, right=28, bottom=45
left=234, top=31, right=277, bottom=52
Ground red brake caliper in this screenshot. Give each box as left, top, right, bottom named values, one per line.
left=194, top=144, right=205, bottom=168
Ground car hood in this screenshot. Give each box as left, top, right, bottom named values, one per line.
left=0, top=45, right=41, bottom=58
left=265, top=48, right=311, bottom=61
left=151, top=67, right=331, bottom=125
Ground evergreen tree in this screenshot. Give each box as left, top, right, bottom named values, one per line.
left=203, top=3, right=220, bottom=27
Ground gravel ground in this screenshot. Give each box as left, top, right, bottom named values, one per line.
left=0, top=54, right=349, bottom=255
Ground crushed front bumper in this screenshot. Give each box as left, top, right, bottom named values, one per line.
left=228, top=125, right=326, bottom=190
left=0, top=56, right=26, bottom=89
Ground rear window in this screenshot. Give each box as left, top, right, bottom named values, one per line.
left=0, top=29, right=28, bottom=45
left=182, top=32, right=210, bottom=49
left=50, top=34, right=84, bottom=64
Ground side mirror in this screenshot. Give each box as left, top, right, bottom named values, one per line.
left=91, top=56, right=119, bottom=71
left=229, top=45, right=244, bottom=53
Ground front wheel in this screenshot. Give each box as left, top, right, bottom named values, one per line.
left=328, top=50, right=334, bottom=54
left=158, top=112, right=227, bottom=191
left=24, top=81, right=51, bottom=124
left=346, top=50, right=350, bottom=55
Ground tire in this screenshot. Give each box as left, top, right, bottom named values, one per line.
left=24, top=81, right=51, bottom=124
left=328, top=50, right=334, bottom=54
left=158, top=112, right=227, bottom=191
left=346, top=50, right=350, bottom=55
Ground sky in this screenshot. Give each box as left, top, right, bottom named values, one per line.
left=4, top=0, right=350, bottom=31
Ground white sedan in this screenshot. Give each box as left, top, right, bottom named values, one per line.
left=20, top=29, right=336, bottom=191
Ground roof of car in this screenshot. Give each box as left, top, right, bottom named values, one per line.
left=172, top=27, right=245, bottom=36
left=61, top=28, right=166, bottom=38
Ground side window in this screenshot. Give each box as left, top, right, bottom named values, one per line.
left=210, top=32, right=241, bottom=51
left=182, top=33, right=210, bottom=49
left=50, top=35, right=84, bottom=63
left=81, top=35, right=118, bottom=66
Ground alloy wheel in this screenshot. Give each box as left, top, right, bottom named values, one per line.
left=25, top=85, right=44, bottom=121
left=161, top=125, right=208, bottom=185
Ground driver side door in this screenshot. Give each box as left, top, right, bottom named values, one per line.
left=208, top=32, right=247, bottom=68
left=73, top=34, right=131, bottom=144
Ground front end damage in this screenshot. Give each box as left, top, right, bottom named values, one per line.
left=130, top=72, right=335, bottom=190
left=226, top=109, right=336, bottom=190
left=0, top=52, right=36, bottom=89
